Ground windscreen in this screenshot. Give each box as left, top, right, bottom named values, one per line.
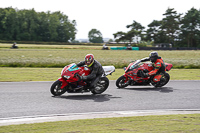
left=68, top=63, right=79, bottom=71
left=129, top=60, right=141, bottom=70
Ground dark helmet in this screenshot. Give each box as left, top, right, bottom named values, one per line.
left=149, top=51, right=158, bottom=62
left=85, top=54, right=94, bottom=67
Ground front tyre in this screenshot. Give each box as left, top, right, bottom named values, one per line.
left=91, top=77, right=109, bottom=94
left=152, top=72, right=170, bottom=87
left=116, top=75, right=129, bottom=88
left=50, top=80, right=67, bottom=96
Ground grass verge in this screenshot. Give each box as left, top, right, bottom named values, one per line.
left=0, top=67, right=200, bottom=82
left=0, top=48, right=200, bottom=69
left=0, top=114, right=200, bottom=132
left=0, top=45, right=200, bottom=131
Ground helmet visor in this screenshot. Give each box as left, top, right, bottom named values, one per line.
left=86, top=60, right=91, bottom=65
left=85, top=54, right=94, bottom=66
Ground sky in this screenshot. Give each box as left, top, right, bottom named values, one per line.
left=1, top=0, right=200, bottom=39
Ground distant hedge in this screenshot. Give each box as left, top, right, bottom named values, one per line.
left=0, top=40, right=127, bottom=46
left=0, top=60, right=200, bottom=69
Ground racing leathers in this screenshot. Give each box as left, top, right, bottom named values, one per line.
left=77, top=60, right=104, bottom=88
left=141, top=56, right=166, bottom=82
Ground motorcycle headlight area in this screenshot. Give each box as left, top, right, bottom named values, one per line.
left=63, top=75, right=71, bottom=79
left=61, top=68, right=66, bottom=75
left=128, top=73, right=133, bottom=76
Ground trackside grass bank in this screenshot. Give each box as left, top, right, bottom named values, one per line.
left=0, top=68, right=200, bottom=81
left=0, top=44, right=200, bottom=132
left=0, top=48, right=200, bottom=69
left=0, top=114, right=200, bottom=132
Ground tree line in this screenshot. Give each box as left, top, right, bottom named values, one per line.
left=114, top=7, right=200, bottom=47
left=0, top=7, right=200, bottom=47
left=0, top=7, right=76, bottom=42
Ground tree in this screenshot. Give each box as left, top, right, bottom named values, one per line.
left=0, top=7, right=18, bottom=40
left=88, top=29, right=103, bottom=43
left=17, top=9, right=39, bottom=41
left=37, top=11, right=50, bottom=41
left=146, top=20, right=160, bottom=42
left=0, top=7, right=77, bottom=42
left=112, top=7, right=200, bottom=47
left=180, top=8, right=200, bottom=47
left=126, top=20, right=145, bottom=31
left=126, top=20, right=145, bottom=41
left=113, top=31, right=127, bottom=43
left=113, top=20, right=144, bottom=43
left=161, top=8, right=181, bottom=46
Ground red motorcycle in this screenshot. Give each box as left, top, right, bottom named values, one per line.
left=116, top=60, right=173, bottom=88
left=51, top=63, right=115, bottom=96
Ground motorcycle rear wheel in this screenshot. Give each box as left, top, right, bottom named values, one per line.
left=116, top=75, right=129, bottom=88
left=151, top=72, right=170, bottom=87
left=50, top=80, right=67, bottom=96
left=91, top=77, right=109, bottom=94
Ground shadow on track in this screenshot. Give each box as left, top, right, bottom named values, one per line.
left=52, top=94, right=121, bottom=102
left=118, top=87, right=174, bottom=93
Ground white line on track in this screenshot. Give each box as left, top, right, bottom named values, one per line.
left=1, top=109, right=200, bottom=126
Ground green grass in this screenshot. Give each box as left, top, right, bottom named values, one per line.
left=0, top=44, right=200, bottom=132
left=0, top=114, right=200, bottom=133
left=0, top=67, right=200, bottom=82
left=0, top=47, right=200, bottom=68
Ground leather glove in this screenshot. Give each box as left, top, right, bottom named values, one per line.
left=75, top=73, right=82, bottom=81
left=78, top=75, right=87, bottom=81
left=141, top=72, right=149, bottom=77
left=143, top=72, right=149, bottom=77
left=81, top=76, right=87, bottom=81
left=79, top=76, right=83, bottom=81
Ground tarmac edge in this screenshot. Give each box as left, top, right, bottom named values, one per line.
left=1, top=109, right=200, bottom=126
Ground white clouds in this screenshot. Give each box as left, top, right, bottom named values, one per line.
left=1, top=0, right=200, bottom=39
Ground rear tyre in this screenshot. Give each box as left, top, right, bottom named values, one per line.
left=50, top=80, right=67, bottom=96
left=152, top=72, right=170, bottom=87
left=91, top=77, right=109, bottom=94
left=116, top=75, right=129, bottom=88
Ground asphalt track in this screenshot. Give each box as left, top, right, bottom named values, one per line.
left=0, top=80, right=200, bottom=126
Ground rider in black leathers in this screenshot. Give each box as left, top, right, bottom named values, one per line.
left=77, top=54, right=104, bottom=90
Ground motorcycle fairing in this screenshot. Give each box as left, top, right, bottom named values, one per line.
left=153, top=75, right=162, bottom=82
left=103, top=66, right=115, bottom=76
left=59, top=63, right=91, bottom=89
left=58, top=77, right=68, bottom=89
left=123, top=74, right=129, bottom=83
left=165, top=63, right=173, bottom=71
left=123, top=60, right=166, bottom=84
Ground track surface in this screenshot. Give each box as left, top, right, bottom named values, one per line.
left=0, top=80, right=200, bottom=119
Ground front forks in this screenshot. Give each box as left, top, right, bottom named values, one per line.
left=58, top=77, right=68, bottom=89
left=124, top=75, right=132, bottom=85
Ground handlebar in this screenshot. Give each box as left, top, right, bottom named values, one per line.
left=75, top=73, right=81, bottom=81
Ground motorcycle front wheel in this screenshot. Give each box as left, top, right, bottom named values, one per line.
left=116, top=75, right=129, bottom=88
left=91, top=77, right=109, bottom=94
left=50, top=80, right=67, bottom=96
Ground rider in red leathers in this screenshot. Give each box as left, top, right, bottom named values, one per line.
left=140, top=51, right=166, bottom=83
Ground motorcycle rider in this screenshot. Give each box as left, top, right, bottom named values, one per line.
left=77, top=54, right=104, bottom=90
left=140, top=51, right=166, bottom=83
